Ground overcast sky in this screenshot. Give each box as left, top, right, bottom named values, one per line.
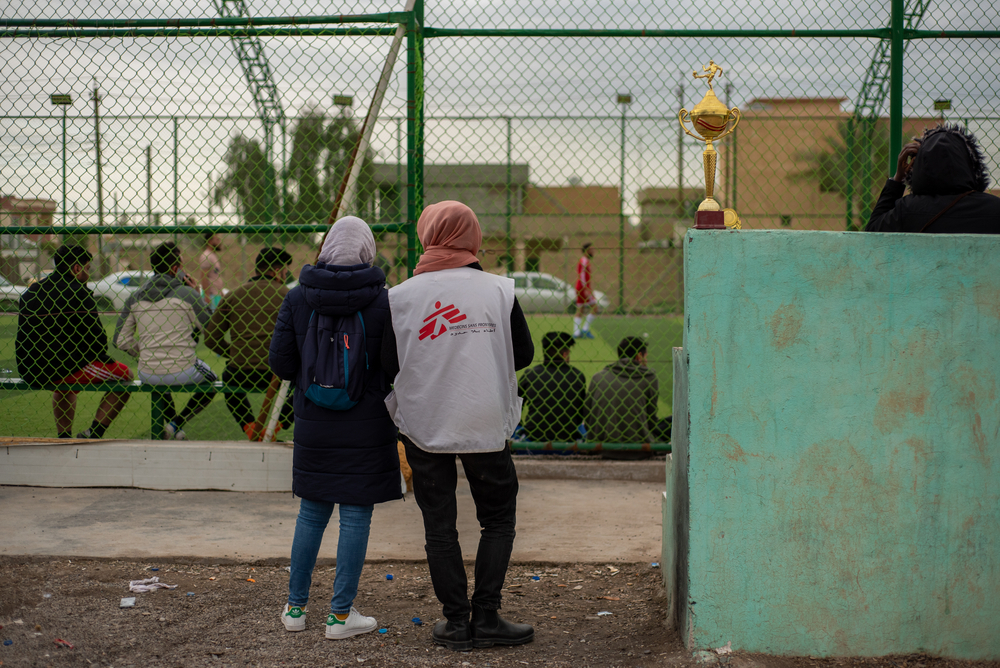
left=3, top=0, right=999, bottom=222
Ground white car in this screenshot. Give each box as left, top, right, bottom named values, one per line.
left=508, top=271, right=610, bottom=313
left=0, top=276, right=27, bottom=311
left=87, top=271, right=155, bottom=311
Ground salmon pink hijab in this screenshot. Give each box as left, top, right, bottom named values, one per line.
left=413, top=201, right=482, bottom=275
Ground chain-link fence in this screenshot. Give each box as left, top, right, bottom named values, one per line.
left=2, top=0, right=998, bottom=446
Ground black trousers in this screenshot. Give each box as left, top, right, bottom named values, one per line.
left=221, top=367, right=294, bottom=428
left=402, top=435, right=518, bottom=621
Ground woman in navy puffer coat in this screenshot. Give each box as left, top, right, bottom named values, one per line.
left=269, top=217, right=401, bottom=640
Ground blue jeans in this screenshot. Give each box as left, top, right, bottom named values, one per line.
left=287, top=498, right=374, bottom=614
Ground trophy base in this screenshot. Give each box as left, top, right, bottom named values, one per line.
left=694, top=210, right=725, bottom=230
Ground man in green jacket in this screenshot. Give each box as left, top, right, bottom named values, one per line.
left=587, top=336, right=659, bottom=459
left=204, top=247, right=294, bottom=439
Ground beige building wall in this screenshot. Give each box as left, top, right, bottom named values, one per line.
left=731, top=98, right=943, bottom=230
left=0, top=196, right=57, bottom=282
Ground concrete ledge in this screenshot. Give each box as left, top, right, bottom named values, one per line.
left=1, top=440, right=294, bottom=492
left=512, top=457, right=665, bottom=482
left=2, top=440, right=664, bottom=489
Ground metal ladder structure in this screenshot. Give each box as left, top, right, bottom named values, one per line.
left=214, top=0, right=288, bottom=223
left=846, top=0, right=931, bottom=229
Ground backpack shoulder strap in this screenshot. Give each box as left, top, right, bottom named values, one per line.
left=919, top=190, right=975, bottom=232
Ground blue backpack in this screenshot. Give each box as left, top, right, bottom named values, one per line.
left=301, top=310, right=369, bottom=410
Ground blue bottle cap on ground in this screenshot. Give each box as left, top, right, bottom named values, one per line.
left=150, top=568, right=159, bottom=571
left=3, top=640, right=12, bottom=646
left=531, top=576, right=540, bottom=581
left=412, top=617, right=422, bottom=625
left=378, top=628, right=388, bottom=634
left=386, top=574, right=393, bottom=580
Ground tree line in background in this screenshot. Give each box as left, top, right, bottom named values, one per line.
left=213, top=105, right=377, bottom=229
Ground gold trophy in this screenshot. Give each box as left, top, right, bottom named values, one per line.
left=679, top=60, right=741, bottom=229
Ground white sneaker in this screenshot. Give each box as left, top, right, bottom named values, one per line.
left=325, top=607, right=377, bottom=640
left=164, top=422, right=187, bottom=441
left=281, top=604, right=306, bottom=632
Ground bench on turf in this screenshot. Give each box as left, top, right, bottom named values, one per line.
left=0, top=377, right=260, bottom=440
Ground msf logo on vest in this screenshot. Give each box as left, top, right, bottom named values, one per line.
left=419, top=300, right=467, bottom=341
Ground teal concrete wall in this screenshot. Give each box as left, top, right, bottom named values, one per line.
left=674, top=229, right=1000, bottom=658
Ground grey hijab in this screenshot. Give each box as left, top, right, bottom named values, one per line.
left=317, top=216, right=376, bottom=266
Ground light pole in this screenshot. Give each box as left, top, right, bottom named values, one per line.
left=505, top=115, right=512, bottom=273
left=934, top=98, right=950, bottom=123
left=50, top=94, right=73, bottom=225
left=147, top=145, right=153, bottom=226
left=616, top=93, right=632, bottom=315
left=676, top=85, right=684, bottom=220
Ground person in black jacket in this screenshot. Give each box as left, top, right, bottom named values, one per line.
left=268, top=216, right=401, bottom=640
left=519, top=331, right=586, bottom=444
left=866, top=124, right=1000, bottom=234
left=15, top=244, right=132, bottom=439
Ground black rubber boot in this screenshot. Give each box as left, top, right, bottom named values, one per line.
left=471, top=605, right=534, bottom=648
left=432, top=619, right=473, bottom=651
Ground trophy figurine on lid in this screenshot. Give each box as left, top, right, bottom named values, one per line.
left=679, top=60, right=741, bottom=230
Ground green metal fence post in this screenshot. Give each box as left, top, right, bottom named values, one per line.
left=889, top=0, right=904, bottom=175
left=406, top=3, right=423, bottom=277
left=731, top=125, right=737, bottom=211
left=859, top=118, right=873, bottom=224
left=845, top=116, right=855, bottom=230
left=61, top=104, right=67, bottom=225
left=617, top=102, right=626, bottom=314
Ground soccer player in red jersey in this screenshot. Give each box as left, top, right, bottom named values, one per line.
left=573, top=242, right=598, bottom=339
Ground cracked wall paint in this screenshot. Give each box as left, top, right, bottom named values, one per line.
left=675, top=230, right=1000, bottom=659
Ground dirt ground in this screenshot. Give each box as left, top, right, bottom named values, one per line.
left=0, top=558, right=996, bottom=668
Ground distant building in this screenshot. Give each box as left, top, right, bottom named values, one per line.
left=637, top=188, right=700, bottom=246
left=370, top=163, right=529, bottom=233
left=728, top=97, right=941, bottom=230
left=0, top=195, right=57, bottom=282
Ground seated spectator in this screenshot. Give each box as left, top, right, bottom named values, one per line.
left=866, top=124, right=1000, bottom=234
left=16, top=244, right=132, bottom=439
left=205, top=247, right=295, bottom=440
left=113, top=242, right=216, bottom=440
left=588, top=336, right=659, bottom=460
left=519, top=331, right=586, bottom=444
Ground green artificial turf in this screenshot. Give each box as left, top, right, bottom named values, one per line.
left=521, top=313, right=683, bottom=417
left=0, top=311, right=683, bottom=439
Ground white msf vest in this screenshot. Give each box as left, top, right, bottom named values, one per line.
left=385, top=267, right=522, bottom=453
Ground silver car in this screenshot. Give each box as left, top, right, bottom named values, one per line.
left=87, top=270, right=155, bottom=311
left=0, top=276, right=27, bottom=312
left=509, top=271, right=610, bottom=313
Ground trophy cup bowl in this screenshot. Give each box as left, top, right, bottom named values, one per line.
left=689, top=89, right=732, bottom=143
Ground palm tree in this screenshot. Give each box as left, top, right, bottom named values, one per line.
left=213, top=134, right=275, bottom=226
left=793, top=119, right=891, bottom=229
left=285, top=104, right=376, bottom=226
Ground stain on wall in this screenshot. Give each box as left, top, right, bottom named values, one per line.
left=675, top=230, right=1000, bottom=659
left=769, top=303, right=804, bottom=349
